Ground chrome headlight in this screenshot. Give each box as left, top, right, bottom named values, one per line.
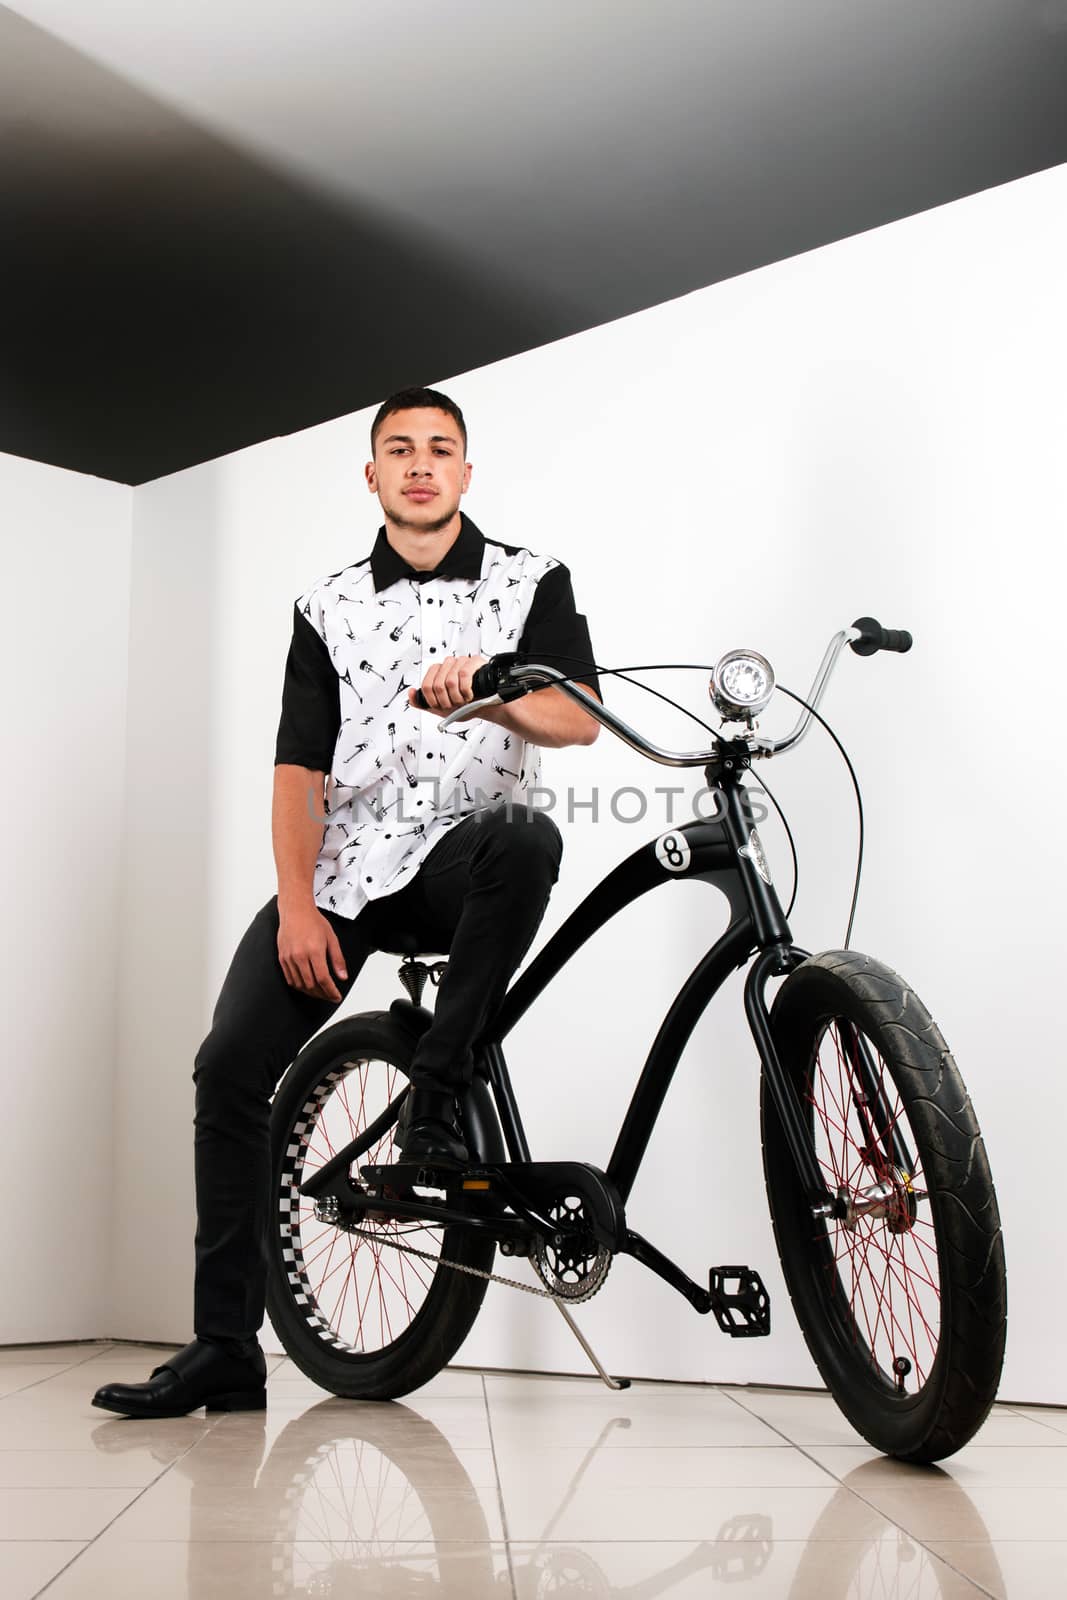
left=710, top=649, right=775, bottom=720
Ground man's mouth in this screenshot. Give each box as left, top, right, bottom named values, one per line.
left=404, top=489, right=437, bottom=500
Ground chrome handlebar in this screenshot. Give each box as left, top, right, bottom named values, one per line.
left=438, top=625, right=866, bottom=768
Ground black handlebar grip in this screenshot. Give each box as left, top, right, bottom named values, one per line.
left=850, top=616, right=914, bottom=656
left=411, top=653, right=527, bottom=711
left=470, top=660, right=498, bottom=698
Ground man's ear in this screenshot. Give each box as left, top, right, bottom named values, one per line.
left=365, top=460, right=377, bottom=492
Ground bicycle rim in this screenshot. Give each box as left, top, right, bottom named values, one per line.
left=805, top=1017, right=942, bottom=1396
left=279, top=1053, right=449, bottom=1356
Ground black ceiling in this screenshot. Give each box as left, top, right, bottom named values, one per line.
left=2, top=2, right=1066, bottom=485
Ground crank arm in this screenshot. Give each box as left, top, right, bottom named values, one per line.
left=319, top=1186, right=530, bottom=1239
left=620, top=1230, right=713, bottom=1313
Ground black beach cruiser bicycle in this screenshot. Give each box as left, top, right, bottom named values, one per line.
left=266, top=619, right=1007, bottom=1463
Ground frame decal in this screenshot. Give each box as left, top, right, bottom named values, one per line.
left=655, top=830, right=691, bottom=873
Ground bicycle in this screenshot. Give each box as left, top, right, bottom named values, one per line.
left=266, top=618, right=1007, bottom=1463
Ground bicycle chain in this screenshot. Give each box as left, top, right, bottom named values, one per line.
left=347, top=1225, right=563, bottom=1300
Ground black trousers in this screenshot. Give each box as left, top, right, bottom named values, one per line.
left=191, top=803, right=563, bottom=1343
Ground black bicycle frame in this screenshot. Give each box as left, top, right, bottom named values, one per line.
left=308, top=770, right=838, bottom=1230
left=478, top=770, right=831, bottom=1208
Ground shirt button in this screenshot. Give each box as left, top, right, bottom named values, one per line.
left=365, top=876, right=373, bottom=883
left=429, top=646, right=436, bottom=653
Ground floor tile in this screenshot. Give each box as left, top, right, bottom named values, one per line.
left=177, top=1426, right=500, bottom=1491
left=722, top=1390, right=1061, bottom=1450
left=0, top=1485, right=142, bottom=1540
left=0, top=1344, right=110, bottom=1365
left=356, top=1395, right=493, bottom=1450
left=484, top=1380, right=780, bottom=1448
left=41, top=1538, right=515, bottom=1599
left=943, top=1407, right=1067, bottom=1447
left=90, top=1397, right=503, bottom=1546
left=0, top=1541, right=89, bottom=1600
left=0, top=1449, right=171, bottom=1488
left=0, top=1365, right=75, bottom=1398
left=99, top=1459, right=505, bottom=1542
left=499, top=1474, right=886, bottom=1544
left=1007, top=1405, right=1067, bottom=1436
left=719, top=1387, right=871, bottom=1447
left=0, top=1392, right=211, bottom=1452
left=808, top=1444, right=1067, bottom=1488
left=495, top=1440, right=833, bottom=1495
left=0, top=1340, right=1058, bottom=1600
left=505, top=1538, right=985, bottom=1596
left=851, top=1481, right=1067, bottom=1542
left=928, top=1539, right=1067, bottom=1599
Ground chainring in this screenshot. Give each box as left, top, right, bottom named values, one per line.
left=531, top=1194, right=612, bottom=1303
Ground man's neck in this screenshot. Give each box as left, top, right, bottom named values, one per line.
left=383, top=510, right=463, bottom=572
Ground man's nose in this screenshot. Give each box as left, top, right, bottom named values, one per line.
left=407, top=454, right=434, bottom=476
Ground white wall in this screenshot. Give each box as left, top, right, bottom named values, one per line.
left=105, top=159, right=1067, bottom=1401
left=106, top=463, right=226, bottom=1337
left=0, top=452, right=132, bottom=1341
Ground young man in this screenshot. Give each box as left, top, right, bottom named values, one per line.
left=92, top=386, right=601, bottom=1419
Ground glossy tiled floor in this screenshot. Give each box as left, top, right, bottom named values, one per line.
left=0, top=1342, right=1064, bottom=1598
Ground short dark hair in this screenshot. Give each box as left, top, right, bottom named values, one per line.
left=370, top=386, right=468, bottom=457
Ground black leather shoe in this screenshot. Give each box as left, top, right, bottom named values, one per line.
left=395, top=1086, right=470, bottom=1168
left=91, top=1338, right=267, bottom=1418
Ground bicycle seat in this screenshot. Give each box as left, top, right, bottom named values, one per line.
left=382, top=937, right=449, bottom=1006
left=381, top=934, right=449, bottom=961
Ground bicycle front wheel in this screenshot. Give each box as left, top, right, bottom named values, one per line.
left=761, top=950, right=1007, bottom=1462
left=266, top=1012, right=495, bottom=1400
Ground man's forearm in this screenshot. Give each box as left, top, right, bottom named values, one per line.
left=273, top=765, right=327, bottom=910
left=479, top=685, right=601, bottom=749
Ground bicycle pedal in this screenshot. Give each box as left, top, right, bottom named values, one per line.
left=707, top=1265, right=771, bottom=1338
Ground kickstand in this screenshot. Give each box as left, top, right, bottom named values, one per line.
left=552, top=1298, right=631, bottom=1391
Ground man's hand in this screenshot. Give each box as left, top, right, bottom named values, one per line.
left=277, top=902, right=349, bottom=1001
left=409, top=654, right=488, bottom=715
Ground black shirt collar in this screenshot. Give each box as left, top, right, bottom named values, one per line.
left=370, top=511, right=485, bottom=591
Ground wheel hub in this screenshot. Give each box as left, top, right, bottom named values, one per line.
left=837, top=1171, right=919, bottom=1235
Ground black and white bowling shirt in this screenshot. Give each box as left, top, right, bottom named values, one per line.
left=274, top=512, right=600, bottom=921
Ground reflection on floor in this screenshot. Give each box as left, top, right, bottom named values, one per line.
left=0, top=1343, right=1063, bottom=1597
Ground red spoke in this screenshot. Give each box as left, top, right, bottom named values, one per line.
left=806, top=1023, right=942, bottom=1385
left=331, top=1249, right=357, bottom=1333
left=283, top=1058, right=446, bottom=1356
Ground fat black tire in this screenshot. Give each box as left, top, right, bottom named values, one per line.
left=266, top=1012, right=495, bottom=1400
left=761, top=951, right=1007, bottom=1462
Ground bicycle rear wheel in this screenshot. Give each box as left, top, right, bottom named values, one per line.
left=266, top=1012, right=495, bottom=1400
left=761, top=950, right=1007, bottom=1462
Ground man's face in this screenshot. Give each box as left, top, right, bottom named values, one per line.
left=366, top=407, right=471, bottom=535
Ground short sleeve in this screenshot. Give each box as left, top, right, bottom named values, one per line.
left=517, top=564, right=601, bottom=699
left=274, top=601, right=341, bottom=770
